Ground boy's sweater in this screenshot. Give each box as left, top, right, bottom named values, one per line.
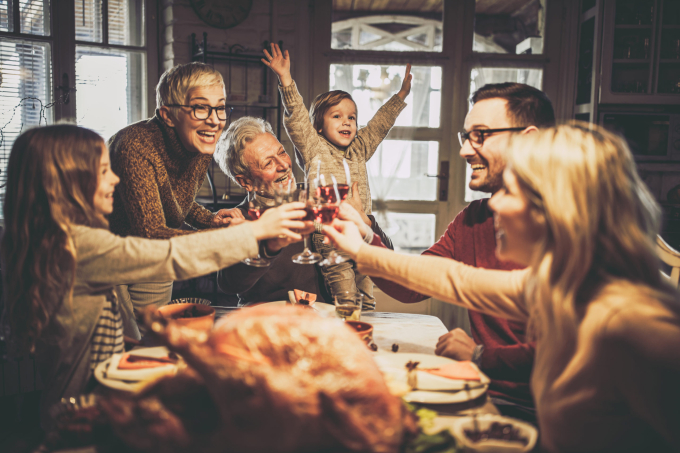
left=280, top=81, right=406, bottom=214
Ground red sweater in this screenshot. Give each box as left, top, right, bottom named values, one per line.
left=371, top=199, right=535, bottom=406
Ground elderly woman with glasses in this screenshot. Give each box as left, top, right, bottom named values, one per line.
left=107, top=62, right=242, bottom=336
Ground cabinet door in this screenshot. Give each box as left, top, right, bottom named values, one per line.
left=600, top=0, right=680, bottom=103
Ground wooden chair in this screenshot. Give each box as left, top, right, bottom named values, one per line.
left=656, top=235, right=680, bottom=287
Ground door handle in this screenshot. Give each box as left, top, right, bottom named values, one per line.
left=424, top=161, right=449, bottom=201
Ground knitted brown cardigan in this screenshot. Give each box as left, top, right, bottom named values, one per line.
left=107, top=111, right=216, bottom=239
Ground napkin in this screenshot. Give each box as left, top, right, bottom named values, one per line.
left=117, top=353, right=175, bottom=370
left=424, top=361, right=481, bottom=381
left=105, top=353, right=177, bottom=382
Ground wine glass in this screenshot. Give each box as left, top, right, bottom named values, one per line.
left=318, top=172, right=351, bottom=267
left=242, top=184, right=274, bottom=267
left=291, top=179, right=323, bottom=264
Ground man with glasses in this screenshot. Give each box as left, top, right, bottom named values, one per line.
left=372, top=83, right=555, bottom=423
left=108, top=62, right=244, bottom=339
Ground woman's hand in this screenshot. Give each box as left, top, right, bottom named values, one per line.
left=397, top=64, right=412, bottom=101
left=213, top=208, right=245, bottom=227
left=249, top=202, right=310, bottom=242
left=262, top=43, right=292, bottom=87
left=322, top=219, right=365, bottom=260
left=338, top=200, right=371, bottom=238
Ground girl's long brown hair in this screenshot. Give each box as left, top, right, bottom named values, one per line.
left=2, top=125, right=108, bottom=354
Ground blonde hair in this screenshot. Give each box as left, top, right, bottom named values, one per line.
left=2, top=125, right=108, bottom=354
left=156, top=62, right=225, bottom=109
left=507, top=122, right=669, bottom=386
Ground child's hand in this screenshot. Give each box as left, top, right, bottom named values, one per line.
left=262, top=43, right=293, bottom=87
left=397, top=64, right=412, bottom=101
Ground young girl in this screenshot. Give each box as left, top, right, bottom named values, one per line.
left=262, top=43, right=411, bottom=309
left=1, top=125, right=307, bottom=427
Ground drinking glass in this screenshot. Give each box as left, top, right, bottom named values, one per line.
left=333, top=291, right=363, bottom=321
left=242, top=185, right=273, bottom=267
left=318, top=172, right=351, bottom=267
left=291, top=180, right=323, bottom=264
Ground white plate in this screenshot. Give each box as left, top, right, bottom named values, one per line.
left=374, top=352, right=489, bottom=404
left=94, top=346, right=178, bottom=393
left=432, top=414, right=538, bottom=453
left=253, top=300, right=336, bottom=315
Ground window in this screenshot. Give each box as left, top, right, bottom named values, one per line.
left=321, top=0, right=447, bottom=255
left=332, top=2, right=443, bottom=52
left=0, top=0, right=155, bottom=216
left=465, top=0, right=549, bottom=202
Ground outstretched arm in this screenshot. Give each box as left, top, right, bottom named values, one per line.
left=322, top=220, right=530, bottom=322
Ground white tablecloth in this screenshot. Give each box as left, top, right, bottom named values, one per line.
left=362, top=312, right=448, bottom=355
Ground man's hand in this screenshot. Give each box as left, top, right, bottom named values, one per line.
left=213, top=208, right=245, bottom=227
left=397, top=64, right=412, bottom=101
left=435, top=328, right=478, bottom=361
left=262, top=43, right=292, bottom=87
left=344, top=182, right=372, bottom=228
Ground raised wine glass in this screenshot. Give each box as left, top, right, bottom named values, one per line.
left=318, top=172, right=351, bottom=267
left=242, top=183, right=274, bottom=267
left=291, top=179, right=323, bottom=264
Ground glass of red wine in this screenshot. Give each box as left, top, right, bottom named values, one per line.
left=318, top=174, right=351, bottom=267
left=291, top=179, right=323, bottom=265
left=242, top=185, right=273, bottom=267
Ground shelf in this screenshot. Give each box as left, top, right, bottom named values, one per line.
left=660, top=58, right=680, bottom=62
left=662, top=25, right=680, bottom=29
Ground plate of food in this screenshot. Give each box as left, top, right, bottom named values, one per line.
left=430, top=414, right=538, bottom=452
left=374, top=352, right=489, bottom=404
left=94, top=346, right=180, bottom=392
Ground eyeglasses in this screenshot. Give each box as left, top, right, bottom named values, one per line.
left=166, top=104, right=233, bottom=121
left=458, top=127, right=528, bottom=149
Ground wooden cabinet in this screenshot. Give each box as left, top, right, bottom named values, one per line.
left=600, top=0, right=680, bottom=104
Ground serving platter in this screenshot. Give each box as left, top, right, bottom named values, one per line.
left=94, top=346, right=178, bottom=392
left=374, top=352, right=489, bottom=404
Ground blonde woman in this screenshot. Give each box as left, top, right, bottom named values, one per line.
left=325, top=123, right=680, bottom=452
left=107, top=62, right=243, bottom=333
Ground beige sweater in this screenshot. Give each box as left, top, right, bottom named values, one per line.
left=280, top=81, right=406, bottom=214
left=356, top=244, right=680, bottom=452
left=36, top=224, right=258, bottom=428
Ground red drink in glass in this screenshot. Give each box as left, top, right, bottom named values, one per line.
left=314, top=205, right=339, bottom=224
left=316, top=184, right=349, bottom=203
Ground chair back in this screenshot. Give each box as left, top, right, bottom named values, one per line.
left=656, top=235, right=680, bottom=287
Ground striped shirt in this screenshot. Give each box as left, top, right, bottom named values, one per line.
left=90, top=290, right=124, bottom=370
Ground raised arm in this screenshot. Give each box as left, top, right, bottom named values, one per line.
left=351, top=90, right=407, bottom=162
left=263, top=43, right=322, bottom=171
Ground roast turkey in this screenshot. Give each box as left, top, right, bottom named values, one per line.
left=97, top=305, right=417, bottom=453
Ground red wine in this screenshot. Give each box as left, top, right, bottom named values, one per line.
left=314, top=205, right=339, bottom=224
left=316, top=184, right=349, bottom=203
left=248, top=206, right=270, bottom=220
left=303, top=205, right=317, bottom=221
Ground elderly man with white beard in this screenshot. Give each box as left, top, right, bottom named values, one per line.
left=214, top=116, right=392, bottom=306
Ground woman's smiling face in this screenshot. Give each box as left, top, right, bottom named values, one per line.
left=165, top=85, right=227, bottom=155
left=488, top=169, right=544, bottom=266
